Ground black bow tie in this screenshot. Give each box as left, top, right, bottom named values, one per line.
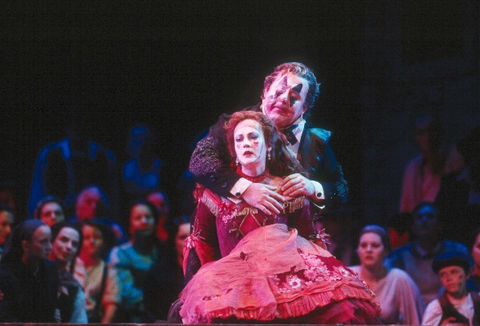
left=282, top=124, right=299, bottom=145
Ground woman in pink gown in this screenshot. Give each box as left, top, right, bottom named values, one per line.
left=179, top=111, right=381, bottom=324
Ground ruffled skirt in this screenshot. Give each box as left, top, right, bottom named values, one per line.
left=179, top=224, right=381, bottom=324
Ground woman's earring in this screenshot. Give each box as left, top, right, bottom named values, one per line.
left=267, top=151, right=271, bottom=161
left=236, top=157, right=240, bottom=166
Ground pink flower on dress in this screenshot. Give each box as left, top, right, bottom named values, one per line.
left=336, top=265, right=354, bottom=278
left=303, top=253, right=323, bottom=267
left=287, top=275, right=302, bottom=289
left=303, top=267, right=318, bottom=280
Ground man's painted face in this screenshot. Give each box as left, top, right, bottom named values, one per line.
left=40, top=202, right=65, bottom=227
left=438, top=265, right=468, bottom=296
left=262, top=72, right=309, bottom=128
left=234, top=119, right=269, bottom=171
left=357, top=232, right=387, bottom=268
left=0, top=211, right=13, bottom=246
left=51, top=227, right=80, bottom=264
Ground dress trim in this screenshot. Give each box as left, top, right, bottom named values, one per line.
left=191, top=282, right=379, bottom=323
left=199, top=188, right=306, bottom=218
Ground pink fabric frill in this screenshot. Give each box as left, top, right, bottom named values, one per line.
left=179, top=224, right=380, bottom=324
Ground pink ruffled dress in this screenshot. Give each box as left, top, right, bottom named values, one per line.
left=179, top=188, right=381, bottom=324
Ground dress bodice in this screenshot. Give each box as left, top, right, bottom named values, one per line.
left=194, top=188, right=314, bottom=257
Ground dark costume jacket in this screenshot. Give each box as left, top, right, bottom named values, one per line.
left=189, top=104, right=348, bottom=207
left=1, top=260, right=59, bottom=322
left=438, top=291, right=480, bottom=325
left=0, top=267, right=22, bottom=321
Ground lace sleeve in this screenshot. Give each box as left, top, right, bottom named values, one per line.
left=189, top=135, right=225, bottom=178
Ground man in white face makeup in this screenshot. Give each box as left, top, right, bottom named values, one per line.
left=189, top=62, right=348, bottom=215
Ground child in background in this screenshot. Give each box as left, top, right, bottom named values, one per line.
left=422, top=252, right=480, bottom=325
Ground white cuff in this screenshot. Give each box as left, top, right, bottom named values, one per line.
left=311, top=181, right=325, bottom=201
left=230, top=178, right=253, bottom=197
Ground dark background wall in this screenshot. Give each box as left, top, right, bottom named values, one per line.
left=361, top=0, right=480, bottom=224
left=1, top=1, right=479, bottom=223
left=2, top=1, right=364, bottom=219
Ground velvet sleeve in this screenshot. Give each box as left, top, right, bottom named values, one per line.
left=183, top=190, right=220, bottom=281
left=287, top=200, right=315, bottom=240
left=300, top=128, right=348, bottom=208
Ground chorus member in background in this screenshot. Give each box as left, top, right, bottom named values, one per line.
left=350, top=225, right=424, bottom=325
left=34, top=195, right=66, bottom=227
left=72, top=185, right=128, bottom=244
left=467, top=227, right=480, bottom=291
left=422, top=252, right=479, bottom=325
left=387, top=202, right=469, bottom=305
left=400, top=116, right=463, bottom=213
left=108, top=199, right=159, bottom=323
left=49, top=222, right=87, bottom=323
left=0, top=204, right=14, bottom=260
left=144, top=214, right=191, bottom=321
left=146, top=190, right=171, bottom=244
left=75, top=219, right=120, bottom=322
left=1, top=220, right=59, bottom=322
left=28, top=130, right=119, bottom=218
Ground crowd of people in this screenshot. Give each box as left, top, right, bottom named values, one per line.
left=0, top=61, right=479, bottom=324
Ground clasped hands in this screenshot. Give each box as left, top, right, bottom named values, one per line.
left=242, top=173, right=315, bottom=215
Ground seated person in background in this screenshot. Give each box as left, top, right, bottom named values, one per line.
left=144, top=214, right=190, bottom=322
left=180, top=111, right=381, bottom=324
left=1, top=220, right=59, bottom=322
left=28, top=127, right=119, bottom=218
left=0, top=263, right=22, bottom=321
left=49, top=222, right=87, bottom=323
left=467, top=227, right=480, bottom=292
left=400, top=115, right=463, bottom=213
left=387, top=202, right=469, bottom=306
left=350, top=225, right=424, bottom=325
left=422, top=252, right=480, bottom=326
left=0, top=204, right=14, bottom=260
left=108, top=199, right=159, bottom=323
left=436, top=125, right=480, bottom=243
left=72, top=184, right=110, bottom=223
left=72, top=185, right=128, bottom=244
left=0, top=182, right=22, bottom=225
left=387, top=212, right=412, bottom=250
left=146, top=190, right=171, bottom=244
left=122, top=124, right=162, bottom=202
left=33, top=195, right=66, bottom=227
left=74, top=219, right=120, bottom=323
